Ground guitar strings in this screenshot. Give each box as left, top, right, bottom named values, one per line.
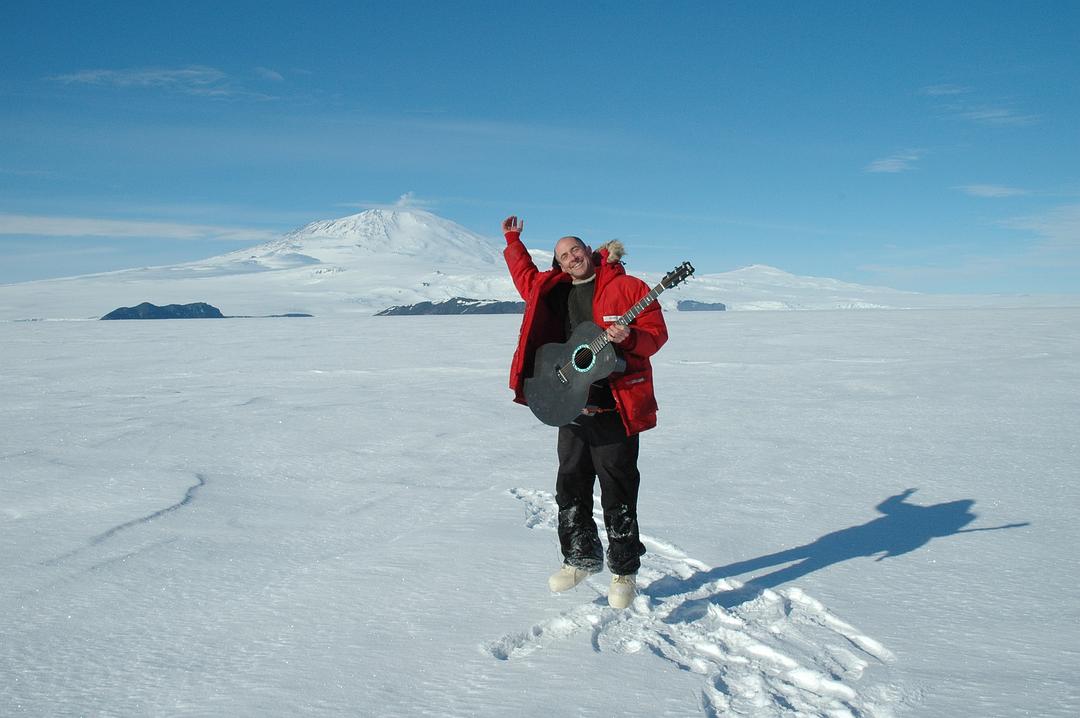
left=552, top=271, right=688, bottom=376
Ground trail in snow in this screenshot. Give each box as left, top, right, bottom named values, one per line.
left=41, top=472, right=207, bottom=567
left=486, top=488, right=908, bottom=717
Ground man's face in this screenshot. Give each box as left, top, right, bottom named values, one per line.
left=555, top=237, right=594, bottom=281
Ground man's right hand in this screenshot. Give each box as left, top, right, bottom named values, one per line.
left=502, top=215, right=523, bottom=234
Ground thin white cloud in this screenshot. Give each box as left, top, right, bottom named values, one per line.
left=955, top=184, right=1030, bottom=198
left=441, top=198, right=873, bottom=239
left=255, top=66, right=285, bottom=82
left=920, top=83, right=1040, bottom=126
left=0, top=213, right=280, bottom=242
left=54, top=65, right=224, bottom=90
left=394, top=115, right=627, bottom=152
left=857, top=256, right=1012, bottom=282
left=855, top=210, right=1080, bottom=287
left=0, top=167, right=57, bottom=178
left=337, top=192, right=439, bottom=211
left=858, top=241, right=1080, bottom=286
left=865, top=149, right=925, bottom=174
left=1001, top=203, right=1080, bottom=246
left=0, top=245, right=121, bottom=262
left=957, top=106, right=1039, bottom=127
left=920, top=84, right=972, bottom=96
left=51, top=65, right=275, bottom=100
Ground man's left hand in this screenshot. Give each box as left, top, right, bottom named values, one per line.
left=606, top=323, right=630, bottom=344
left=502, top=215, right=523, bottom=234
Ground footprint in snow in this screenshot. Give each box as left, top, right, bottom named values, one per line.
left=485, top=488, right=909, bottom=718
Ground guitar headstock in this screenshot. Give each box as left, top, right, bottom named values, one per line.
left=661, top=261, right=695, bottom=289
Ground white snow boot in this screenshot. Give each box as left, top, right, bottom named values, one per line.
left=548, top=564, right=597, bottom=592
left=608, top=574, right=637, bottom=609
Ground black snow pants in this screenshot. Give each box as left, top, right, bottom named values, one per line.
left=555, top=411, right=646, bottom=576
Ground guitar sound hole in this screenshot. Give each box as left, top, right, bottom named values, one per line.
left=573, top=348, right=594, bottom=370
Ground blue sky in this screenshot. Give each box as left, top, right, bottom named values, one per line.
left=2, top=1, right=1078, bottom=292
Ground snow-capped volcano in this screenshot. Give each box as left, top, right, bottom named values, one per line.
left=211, top=208, right=503, bottom=271
left=0, top=208, right=518, bottom=319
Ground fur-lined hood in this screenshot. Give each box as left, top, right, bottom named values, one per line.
left=596, top=240, right=625, bottom=264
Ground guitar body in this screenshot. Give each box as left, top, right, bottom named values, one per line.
left=524, top=321, right=624, bottom=427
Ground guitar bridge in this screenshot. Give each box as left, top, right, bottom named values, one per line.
left=555, top=366, right=569, bottom=385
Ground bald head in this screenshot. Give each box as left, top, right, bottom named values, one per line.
left=554, top=235, right=594, bottom=280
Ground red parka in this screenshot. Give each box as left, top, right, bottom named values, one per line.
left=504, top=230, right=668, bottom=435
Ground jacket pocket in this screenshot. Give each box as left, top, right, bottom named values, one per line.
left=611, top=370, right=657, bottom=425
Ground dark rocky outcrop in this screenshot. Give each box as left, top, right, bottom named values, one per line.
left=101, top=302, right=225, bottom=320
left=678, top=300, right=727, bottom=312
left=229, top=313, right=314, bottom=318
left=376, top=297, right=525, bottom=316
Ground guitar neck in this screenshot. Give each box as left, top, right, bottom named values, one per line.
left=619, top=280, right=667, bottom=325
left=588, top=279, right=667, bottom=354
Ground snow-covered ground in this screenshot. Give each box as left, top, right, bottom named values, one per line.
left=2, top=309, right=1077, bottom=716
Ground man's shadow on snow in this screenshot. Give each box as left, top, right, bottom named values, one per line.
left=649, top=488, right=1029, bottom=622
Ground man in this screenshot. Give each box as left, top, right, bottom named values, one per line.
left=501, top=215, right=668, bottom=609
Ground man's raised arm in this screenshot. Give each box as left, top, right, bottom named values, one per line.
left=502, top=214, right=542, bottom=300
